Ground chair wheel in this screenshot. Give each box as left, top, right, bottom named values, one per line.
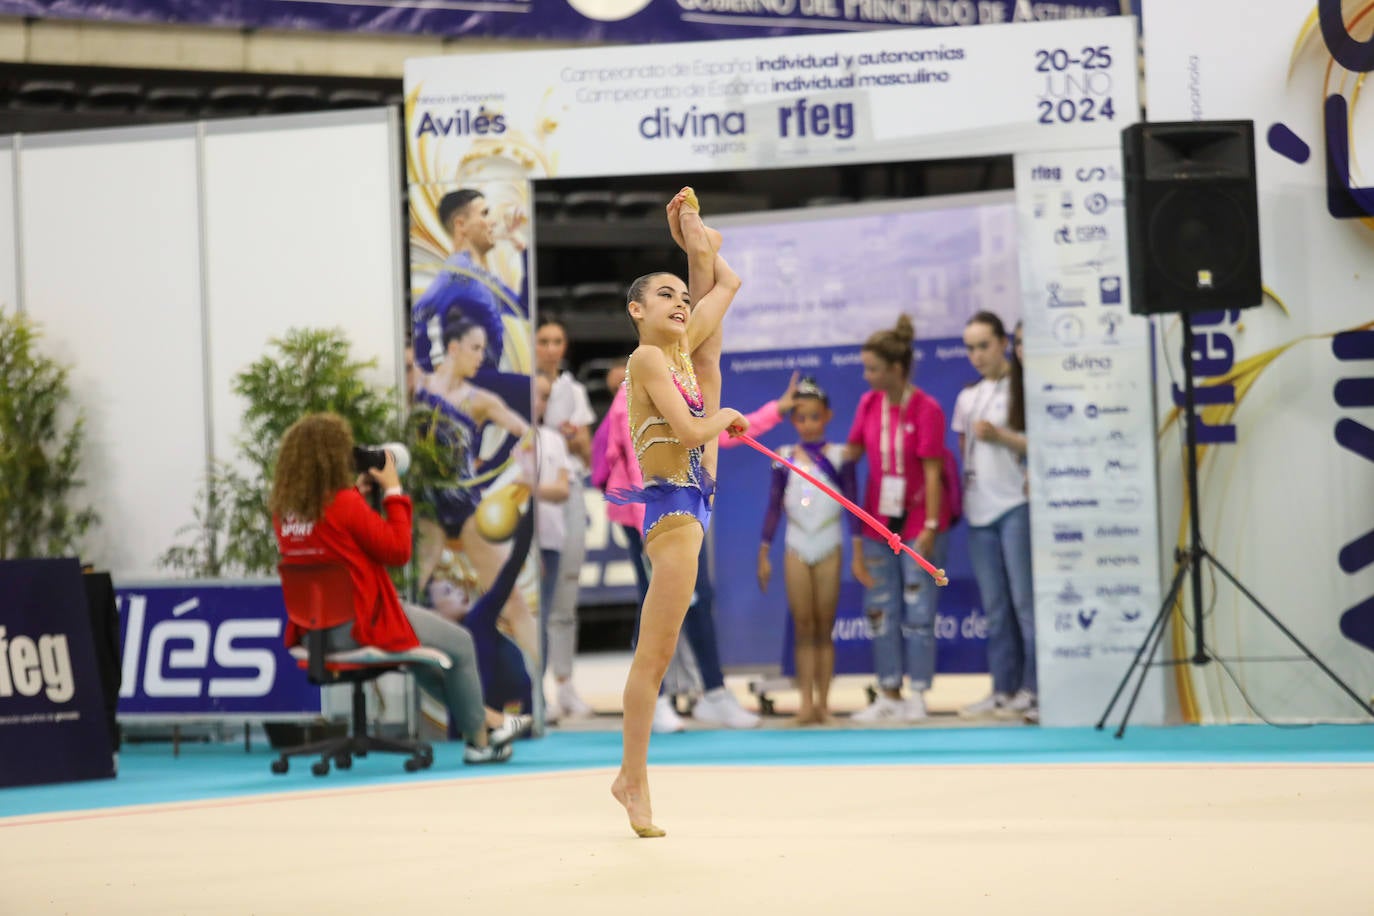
left=404, top=757, right=423, bottom=772
left=334, top=754, right=352, bottom=770
left=311, top=760, right=330, bottom=777
left=270, top=759, right=289, bottom=775
left=418, top=745, right=434, bottom=764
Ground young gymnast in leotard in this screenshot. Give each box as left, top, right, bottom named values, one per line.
left=607, top=187, right=747, bottom=838
left=757, top=377, right=854, bottom=726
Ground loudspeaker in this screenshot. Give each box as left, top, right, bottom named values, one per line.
left=1122, top=120, right=1262, bottom=315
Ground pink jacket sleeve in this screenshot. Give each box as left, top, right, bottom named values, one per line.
left=590, top=409, right=613, bottom=490
left=719, top=399, right=783, bottom=448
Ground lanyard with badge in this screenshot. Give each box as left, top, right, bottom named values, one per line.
left=878, top=389, right=911, bottom=519
left=962, top=376, right=1005, bottom=489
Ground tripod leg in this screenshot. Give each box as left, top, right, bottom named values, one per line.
left=1202, top=550, right=1374, bottom=719
left=1097, top=559, right=1189, bottom=730
left=1115, top=603, right=1174, bottom=738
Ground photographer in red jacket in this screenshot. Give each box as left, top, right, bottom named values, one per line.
left=271, top=412, right=529, bottom=764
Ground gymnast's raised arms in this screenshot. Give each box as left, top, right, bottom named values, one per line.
left=627, top=345, right=744, bottom=450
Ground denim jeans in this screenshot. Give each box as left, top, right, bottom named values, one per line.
left=538, top=547, right=561, bottom=677
left=862, top=532, right=949, bottom=692
left=323, top=603, right=487, bottom=744
left=966, top=503, right=1036, bottom=695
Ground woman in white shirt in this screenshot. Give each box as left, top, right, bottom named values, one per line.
left=535, top=316, right=598, bottom=720
left=951, top=311, right=1036, bottom=722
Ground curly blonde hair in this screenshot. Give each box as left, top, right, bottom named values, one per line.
left=269, top=413, right=356, bottom=523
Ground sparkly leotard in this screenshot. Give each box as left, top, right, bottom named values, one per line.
left=606, top=348, right=715, bottom=542
left=780, top=444, right=847, bottom=564
left=761, top=442, right=855, bottom=565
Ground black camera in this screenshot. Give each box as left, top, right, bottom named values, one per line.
left=352, top=443, right=410, bottom=475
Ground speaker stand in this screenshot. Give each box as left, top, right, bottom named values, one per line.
left=1096, top=312, right=1374, bottom=736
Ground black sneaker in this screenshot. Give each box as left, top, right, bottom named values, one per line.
left=462, top=742, right=514, bottom=765
left=489, top=713, right=534, bottom=747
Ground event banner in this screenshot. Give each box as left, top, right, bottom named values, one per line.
left=1014, top=148, right=1165, bottom=726
left=116, top=582, right=321, bottom=717
left=1143, top=0, right=1374, bottom=722
left=0, top=0, right=1119, bottom=42
left=0, top=558, right=116, bottom=789
left=407, top=174, right=541, bottom=721
left=406, top=15, right=1142, bottom=182
left=713, top=196, right=1018, bottom=672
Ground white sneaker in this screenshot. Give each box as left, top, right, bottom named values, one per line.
left=959, top=692, right=1011, bottom=719
left=691, top=687, right=761, bottom=729
left=652, top=695, right=686, bottom=734
left=557, top=681, right=595, bottom=720
left=851, top=695, right=906, bottom=724
left=488, top=713, right=533, bottom=747
left=463, top=742, right=513, bottom=765
left=902, top=693, right=929, bottom=723
left=997, top=689, right=1037, bottom=719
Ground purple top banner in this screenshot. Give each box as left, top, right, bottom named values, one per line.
left=0, top=0, right=1119, bottom=41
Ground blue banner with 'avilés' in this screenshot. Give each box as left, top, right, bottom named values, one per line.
left=116, top=582, right=321, bottom=718
left=0, top=0, right=1119, bottom=42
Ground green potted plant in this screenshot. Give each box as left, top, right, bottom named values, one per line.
left=0, top=309, right=98, bottom=559
left=161, top=327, right=401, bottom=578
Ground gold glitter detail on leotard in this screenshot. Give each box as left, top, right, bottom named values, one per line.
left=625, top=348, right=706, bottom=489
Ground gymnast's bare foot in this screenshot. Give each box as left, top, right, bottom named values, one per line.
left=611, top=773, right=665, bottom=838
left=666, top=193, right=723, bottom=254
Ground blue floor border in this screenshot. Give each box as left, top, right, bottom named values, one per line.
left=4, top=724, right=1372, bottom=821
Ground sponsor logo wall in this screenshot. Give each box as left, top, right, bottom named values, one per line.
left=1016, top=148, right=1166, bottom=725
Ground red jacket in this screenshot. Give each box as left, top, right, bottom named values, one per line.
left=275, top=487, right=420, bottom=652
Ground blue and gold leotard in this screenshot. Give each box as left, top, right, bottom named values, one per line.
left=606, top=348, right=715, bottom=542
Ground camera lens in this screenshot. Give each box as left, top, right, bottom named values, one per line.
left=382, top=443, right=411, bottom=476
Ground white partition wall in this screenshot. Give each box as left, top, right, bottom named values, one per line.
left=3, top=109, right=405, bottom=580
left=0, top=140, right=17, bottom=312
left=19, top=126, right=206, bottom=580
left=201, top=109, right=403, bottom=469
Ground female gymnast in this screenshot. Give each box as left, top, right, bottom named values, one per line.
left=757, top=377, right=854, bottom=725
left=607, top=188, right=747, bottom=838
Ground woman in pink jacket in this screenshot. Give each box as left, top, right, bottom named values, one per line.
left=844, top=315, right=962, bottom=725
